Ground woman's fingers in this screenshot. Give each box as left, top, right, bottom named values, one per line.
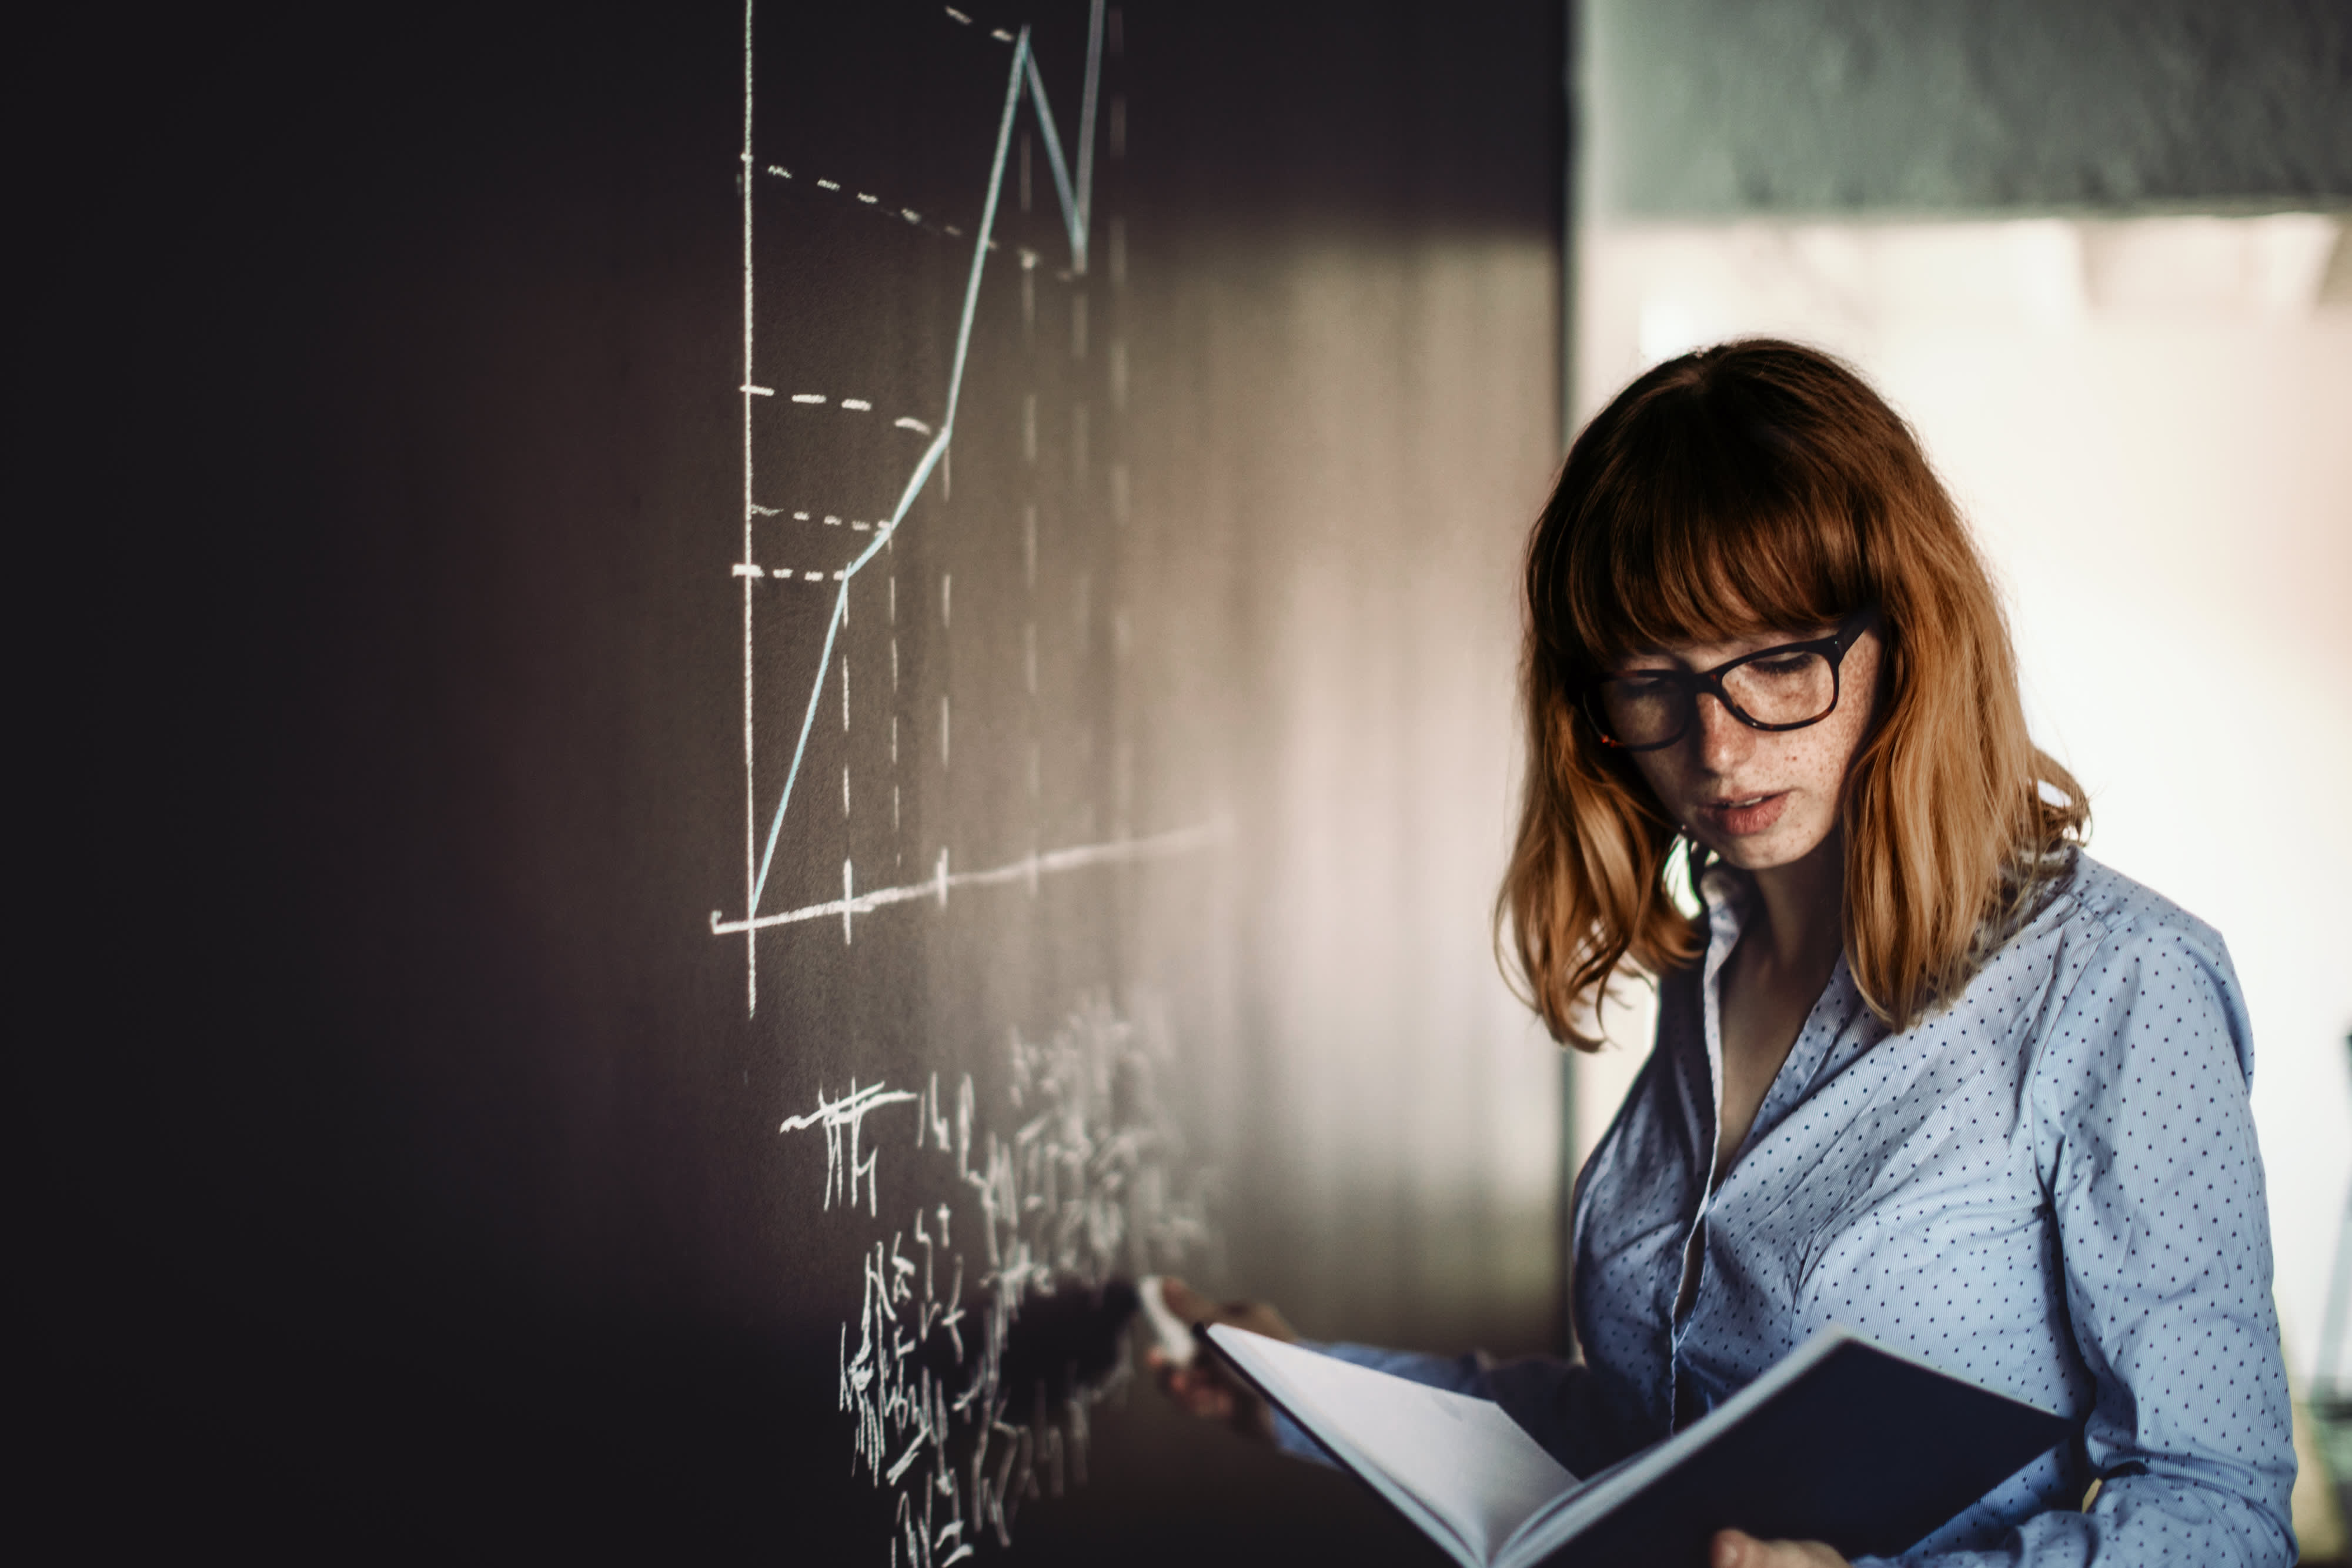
left=1145, top=1279, right=1282, bottom=1440
left=1710, top=1529, right=1849, bottom=1567
left=1157, top=1276, right=1298, bottom=1344
left=1154, top=1365, right=1234, bottom=1420
left=1158, top=1276, right=1217, bottom=1324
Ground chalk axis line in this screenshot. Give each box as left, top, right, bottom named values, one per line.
left=714, top=2, right=1211, bottom=1012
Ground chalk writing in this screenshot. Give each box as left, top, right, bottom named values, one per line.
left=781, top=1079, right=917, bottom=1214
left=782, top=994, right=1211, bottom=1564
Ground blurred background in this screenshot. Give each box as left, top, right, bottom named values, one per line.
left=28, top=0, right=2350, bottom=1560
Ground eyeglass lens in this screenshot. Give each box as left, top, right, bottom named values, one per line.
left=1598, top=649, right=1838, bottom=748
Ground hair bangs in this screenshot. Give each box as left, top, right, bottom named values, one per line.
left=1556, top=372, right=1873, bottom=668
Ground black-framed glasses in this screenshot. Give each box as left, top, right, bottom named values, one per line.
left=1582, top=605, right=1882, bottom=753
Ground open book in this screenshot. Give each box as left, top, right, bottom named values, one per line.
left=1204, top=1324, right=2070, bottom=1568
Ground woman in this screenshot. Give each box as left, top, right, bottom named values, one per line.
left=1157, top=341, right=2297, bottom=1567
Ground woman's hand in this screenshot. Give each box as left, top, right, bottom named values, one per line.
left=1710, top=1529, right=1849, bottom=1567
left=1145, top=1278, right=1298, bottom=1442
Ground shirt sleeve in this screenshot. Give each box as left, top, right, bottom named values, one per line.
left=1857, top=915, right=2298, bottom=1568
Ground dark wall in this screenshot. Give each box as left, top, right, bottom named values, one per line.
left=35, top=2, right=1563, bottom=1559
left=1586, top=0, right=2352, bottom=215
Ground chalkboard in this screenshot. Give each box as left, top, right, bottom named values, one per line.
left=42, top=1, right=1565, bottom=1559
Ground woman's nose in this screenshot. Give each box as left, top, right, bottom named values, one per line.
left=1693, top=694, right=1752, bottom=770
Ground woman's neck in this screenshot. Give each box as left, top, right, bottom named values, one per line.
left=1708, top=826, right=1850, bottom=1183
left=1743, top=823, right=1847, bottom=981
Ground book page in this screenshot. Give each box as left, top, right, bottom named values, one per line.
left=1211, top=1329, right=1578, bottom=1567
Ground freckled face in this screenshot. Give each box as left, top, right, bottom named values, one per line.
left=1619, top=626, right=1882, bottom=872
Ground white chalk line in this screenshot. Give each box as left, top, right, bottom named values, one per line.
left=740, top=0, right=759, bottom=1012
left=763, top=155, right=1098, bottom=282
left=750, top=507, right=887, bottom=530
left=775, top=397, right=931, bottom=436
left=766, top=162, right=975, bottom=243
left=736, top=563, right=853, bottom=581
left=710, top=819, right=1223, bottom=937
left=940, top=5, right=1017, bottom=44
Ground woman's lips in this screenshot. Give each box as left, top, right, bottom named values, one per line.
left=1695, top=791, right=1789, bottom=837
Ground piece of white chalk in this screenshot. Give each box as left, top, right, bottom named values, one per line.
left=1135, top=1276, right=1196, bottom=1368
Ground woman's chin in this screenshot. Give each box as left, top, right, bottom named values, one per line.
left=1696, top=817, right=1834, bottom=874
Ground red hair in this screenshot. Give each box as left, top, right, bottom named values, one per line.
left=1499, top=340, right=2086, bottom=1046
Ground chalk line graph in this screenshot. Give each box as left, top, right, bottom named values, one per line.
left=713, top=0, right=1209, bottom=1014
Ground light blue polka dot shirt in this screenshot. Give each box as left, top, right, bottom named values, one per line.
left=1287, top=852, right=2297, bottom=1565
